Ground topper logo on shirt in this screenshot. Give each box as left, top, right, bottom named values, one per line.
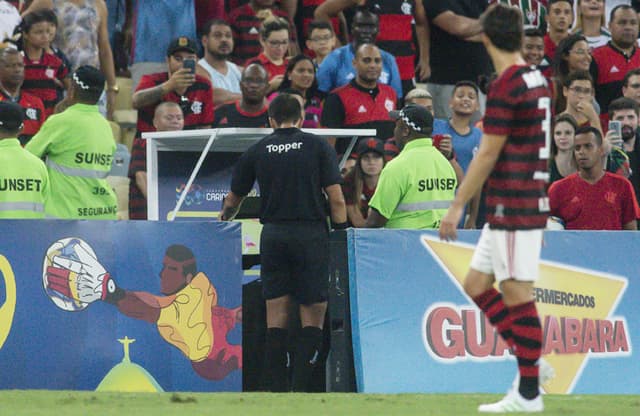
left=266, top=142, right=303, bottom=154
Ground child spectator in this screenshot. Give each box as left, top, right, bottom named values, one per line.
left=341, top=138, right=385, bottom=227
left=305, top=20, right=336, bottom=67
left=19, top=10, right=70, bottom=119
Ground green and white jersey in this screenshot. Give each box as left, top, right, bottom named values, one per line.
left=26, top=103, right=117, bottom=219
left=0, top=138, right=49, bottom=219
left=369, top=138, right=456, bottom=229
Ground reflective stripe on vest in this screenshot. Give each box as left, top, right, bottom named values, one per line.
left=46, top=158, right=109, bottom=179
left=0, top=201, right=44, bottom=212
left=395, top=200, right=452, bottom=212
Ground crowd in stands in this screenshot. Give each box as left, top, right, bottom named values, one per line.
left=2, top=0, right=640, bottom=230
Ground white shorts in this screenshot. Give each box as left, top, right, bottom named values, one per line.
left=469, top=223, right=543, bottom=283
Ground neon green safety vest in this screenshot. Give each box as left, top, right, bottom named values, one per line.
left=26, top=103, right=117, bottom=219
left=369, top=138, right=457, bottom=229
left=0, top=138, right=49, bottom=219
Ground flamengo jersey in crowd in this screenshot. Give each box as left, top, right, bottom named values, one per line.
left=592, top=43, right=640, bottom=118
left=368, top=0, right=416, bottom=82
left=134, top=72, right=214, bottom=134
left=0, top=91, right=45, bottom=146
left=213, top=101, right=269, bottom=128
left=227, top=4, right=296, bottom=66
left=22, top=51, right=69, bottom=119
left=482, top=64, right=551, bottom=230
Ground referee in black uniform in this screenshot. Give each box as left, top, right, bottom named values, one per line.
left=220, top=93, right=347, bottom=392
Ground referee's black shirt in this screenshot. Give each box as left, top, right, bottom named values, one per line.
left=231, top=127, right=342, bottom=223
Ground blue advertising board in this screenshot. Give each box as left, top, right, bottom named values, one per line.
left=0, top=221, right=242, bottom=392
left=348, top=229, right=637, bottom=394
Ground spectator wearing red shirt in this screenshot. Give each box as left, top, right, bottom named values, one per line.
left=227, top=0, right=298, bottom=66
left=0, top=48, right=45, bottom=145
left=132, top=37, right=214, bottom=135
left=549, top=126, right=639, bottom=230
left=248, top=16, right=290, bottom=93
left=19, top=9, right=70, bottom=119
left=541, top=0, right=573, bottom=76
left=214, top=62, right=270, bottom=128
left=592, top=5, right=640, bottom=129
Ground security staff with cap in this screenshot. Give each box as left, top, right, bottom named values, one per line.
left=0, top=101, right=49, bottom=218
left=365, top=104, right=457, bottom=229
left=26, top=65, right=117, bottom=219
left=219, top=93, right=347, bottom=392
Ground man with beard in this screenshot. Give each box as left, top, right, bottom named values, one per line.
left=198, top=19, right=242, bottom=106
left=592, top=5, right=640, bottom=127
left=213, top=63, right=270, bottom=128
left=316, top=7, right=402, bottom=99
left=608, top=97, right=640, bottom=206
left=549, top=126, right=638, bottom=230
left=132, top=36, right=214, bottom=134
left=321, top=43, right=397, bottom=160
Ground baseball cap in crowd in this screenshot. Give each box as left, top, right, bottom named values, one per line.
left=0, top=101, right=25, bottom=131
left=167, top=36, right=198, bottom=56
left=356, top=138, right=385, bottom=158
left=389, top=104, right=434, bottom=134
left=72, top=65, right=106, bottom=92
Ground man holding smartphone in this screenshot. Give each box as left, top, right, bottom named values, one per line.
left=132, top=36, right=214, bottom=135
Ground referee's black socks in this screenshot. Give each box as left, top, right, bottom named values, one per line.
left=262, top=327, right=289, bottom=392
left=292, top=326, right=323, bottom=392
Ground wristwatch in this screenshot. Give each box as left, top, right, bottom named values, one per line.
left=107, top=84, right=120, bottom=93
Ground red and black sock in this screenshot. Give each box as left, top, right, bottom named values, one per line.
left=509, top=301, right=542, bottom=400
left=473, top=287, right=514, bottom=348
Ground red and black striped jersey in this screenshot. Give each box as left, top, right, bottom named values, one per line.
left=213, top=100, right=269, bottom=128
left=134, top=72, right=215, bottom=134
left=483, top=64, right=552, bottom=230
left=22, top=51, right=69, bottom=119
left=0, top=91, right=45, bottom=146
left=368, top=0, right=416, bottom=83
left=227, top=4, right=297, bottom=66
left=128, top=137, right=147, bottom=220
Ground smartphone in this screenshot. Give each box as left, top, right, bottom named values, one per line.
left=432, top=134, right=444, bottom=149
left=183, top=58, right=196, bottom=74
left=609, top=120, right=622, bottom=138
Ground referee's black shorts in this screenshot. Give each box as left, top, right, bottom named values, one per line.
left=260, top=222, right=329, bottom=305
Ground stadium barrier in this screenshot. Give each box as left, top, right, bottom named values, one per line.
left=0, top=220, right=242, bottom=392
left=328, top=229, right=638, bottom=394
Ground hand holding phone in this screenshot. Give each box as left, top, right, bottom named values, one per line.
left=608, top=120, right=623, bottom=149
left=183, top=58, right=196, bottom=74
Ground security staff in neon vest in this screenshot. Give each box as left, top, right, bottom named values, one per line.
left=365, top=104, right=457, bottom=229
left=26, top=66, right=117, bottom=219
left=0, top=101, right=49, bottom=218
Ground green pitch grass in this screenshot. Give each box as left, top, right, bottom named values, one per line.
left=1, top=391, right=638, bottom=416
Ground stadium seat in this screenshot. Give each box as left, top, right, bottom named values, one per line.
left=106, top=175, right=130, bottom=220
left=113, top=76, right=133, bottom=111
left=108, top=120, right=122, bottom=143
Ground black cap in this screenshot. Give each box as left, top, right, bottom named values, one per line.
left=166, top=36, right=198, bottom=56
left=356, top=138, right=385, bottom=157
left=0, top=101, right=24, bottom=131
left=389, top=104, right=434, bottom=134
left=72, top=65, right=105, bottom=92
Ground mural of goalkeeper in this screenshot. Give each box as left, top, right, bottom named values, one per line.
left=46, top=242, right=242, bottom=381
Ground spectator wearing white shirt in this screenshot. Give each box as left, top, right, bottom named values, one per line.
left=197, top=19, right=242, bottom=106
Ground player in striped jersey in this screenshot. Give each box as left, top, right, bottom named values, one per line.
left=439, top=4, right=552, bottom=413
